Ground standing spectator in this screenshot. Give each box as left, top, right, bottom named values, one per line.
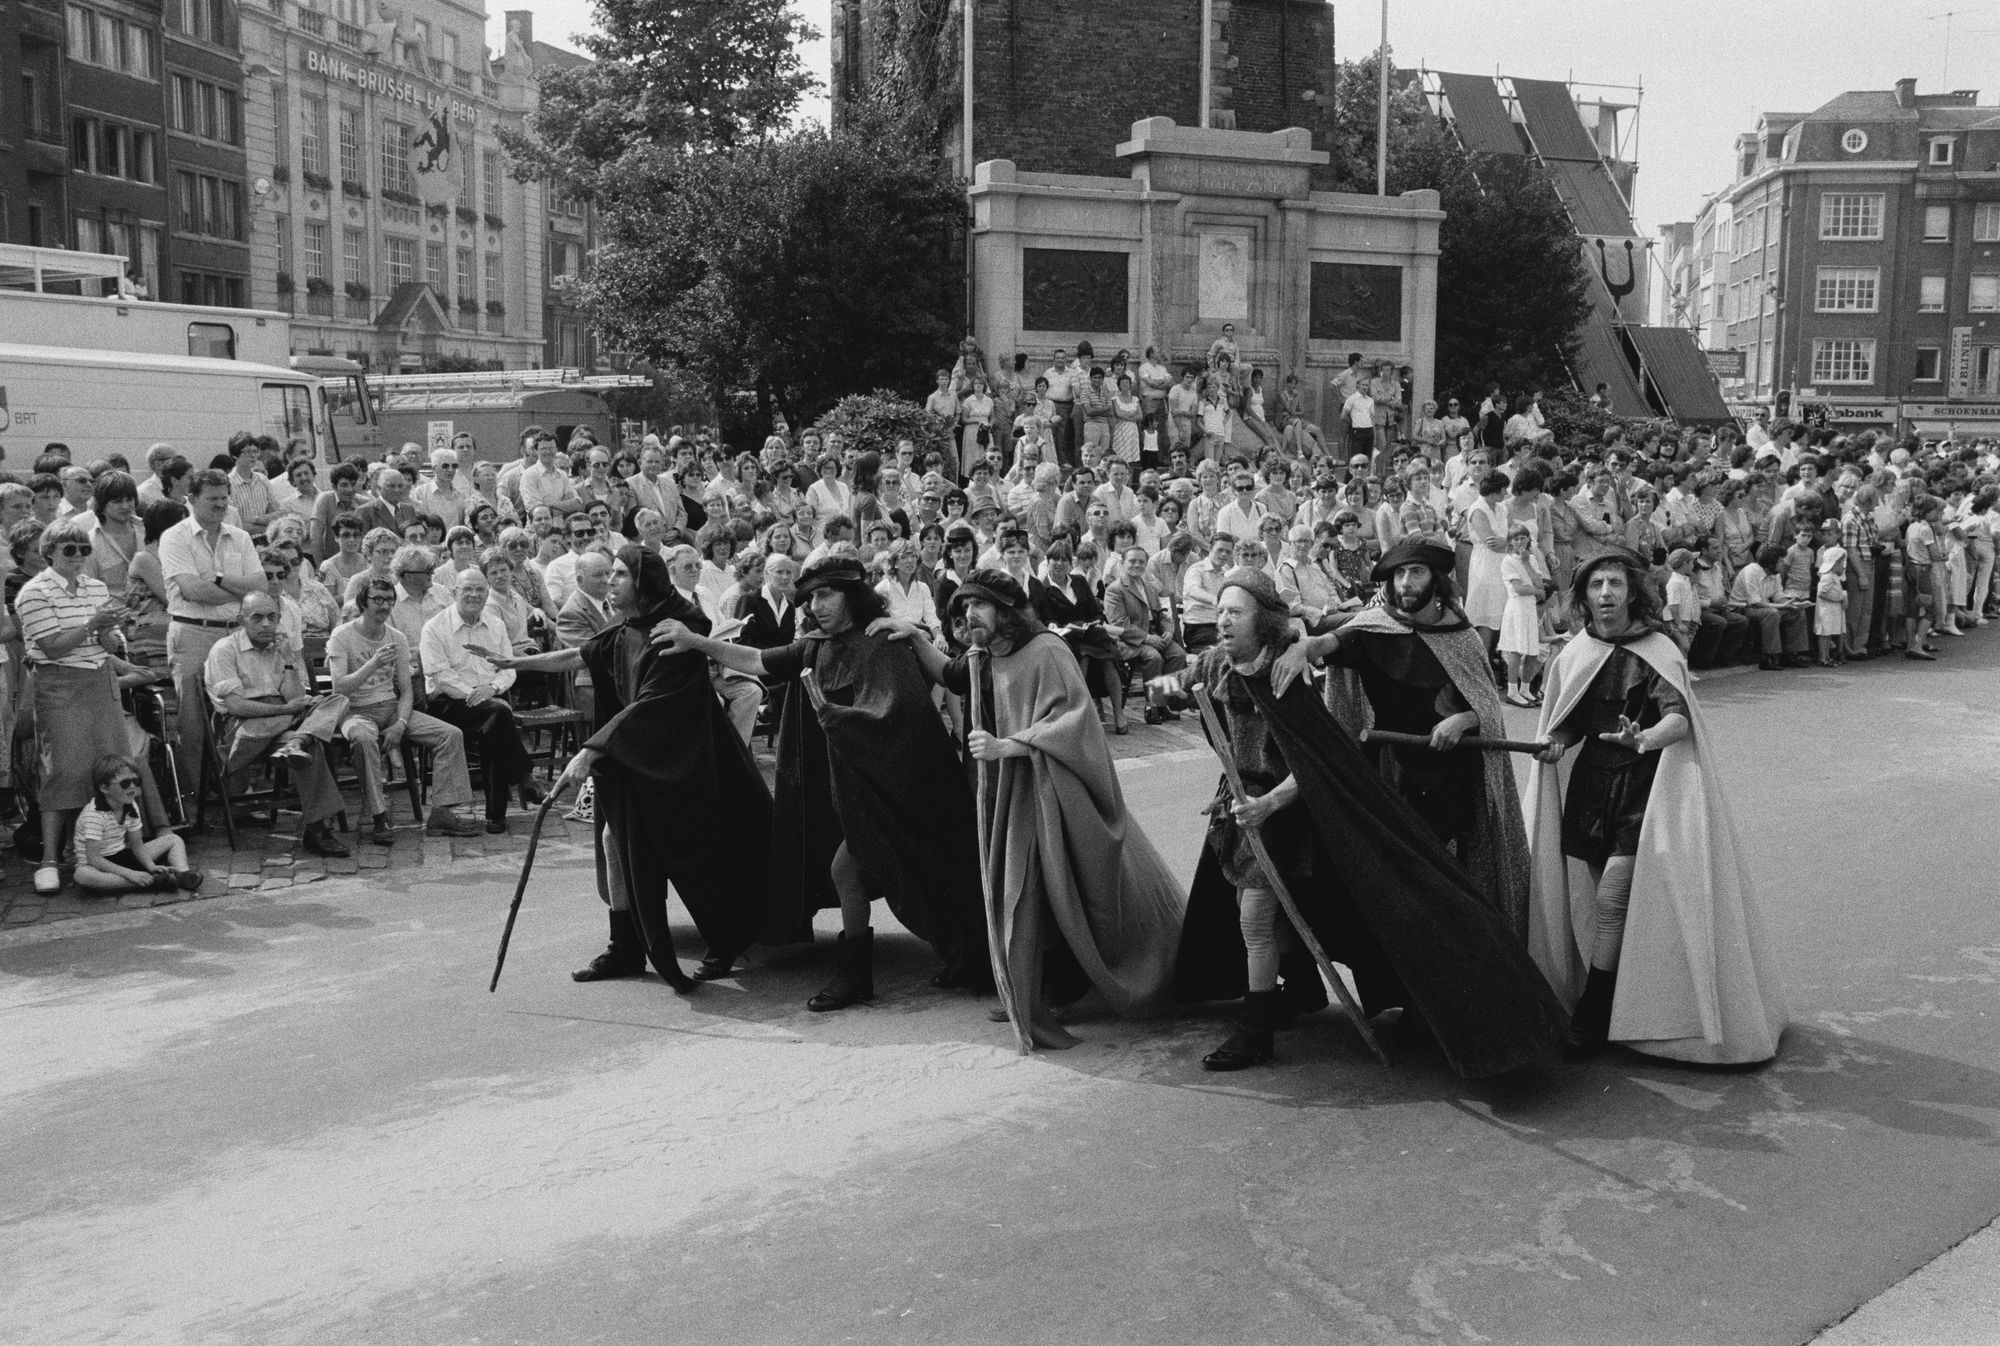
left=327, top=577, right=482, bottom=844
left=16, top=518, right=145, bottom=892
left=83, top=471, right=142, bottom=592
left=228, top=446, right=277, bottom=537
left=1840, top=481, right=1880, bottom=659
left=1462, top=471, right=1510, bottom=653
left=418, top=569, right=544, bottom=832
left=354, top=469, right=417, bottom=538
left=1180, top=533, right=1235, bottom=651
left=310, top=462, right=365, bottom=563
left=1814, top=518, right=1849, bottom=667
left=1497, top=525, right=1546, bottom=706
left=124, top=500, right=182, bottom=669
left=411, top=449, right=471, bottom=527
left=1342, top=375, right=1378, bottom=467
left=160, top=469, right=264, bottom=806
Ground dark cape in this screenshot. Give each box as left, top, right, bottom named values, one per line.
left=766, top=625, right=990, bottom=982
left=1174, top=654, right=1570, bottom=1079
left=579, top=586, right=773, bottom=973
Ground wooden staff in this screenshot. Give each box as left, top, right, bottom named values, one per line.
left=1361, top=728, right=1546, bottom=754
left=1191, top=685, right=1387, bottom=1065
left=968, top=645, right=1030, bottom=1055
left=488, top=789, right=564, bottom=992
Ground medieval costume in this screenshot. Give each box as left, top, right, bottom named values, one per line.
left=1170, top=568, right=1570, bottom=1079
left=1318, top=538, right=1532, bottom=938
left=1525, top=550, right=1787, bottom=1064
left=939, top=572, right=1185, bottom=1050
left=761, top=557, right=990, bottom=996
left=575, top=546, right=773, bottom=989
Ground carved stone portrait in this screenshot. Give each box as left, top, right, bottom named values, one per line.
left=1198, top=231, right=1250, bottom=322
left=1021, top=249, right=1129, bottom=334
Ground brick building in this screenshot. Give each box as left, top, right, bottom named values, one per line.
left=2, top=0, right=78, bottom=251
left=162, top=0, right=250, bottom=304
left=830, top=0, right=1337, bottom=184
left=1688, top=77, right=2000, bottom=436
left=507, top=9, right=600, bottom=373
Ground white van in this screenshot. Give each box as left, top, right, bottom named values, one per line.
left=0, top=344, right=323, bottom=467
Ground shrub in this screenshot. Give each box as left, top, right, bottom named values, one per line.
left=809, top=390, right=954, bottom=465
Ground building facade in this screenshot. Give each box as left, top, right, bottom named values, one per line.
left=239, top=0, right=543, bottom=369
left=1694, top=78, right=2000, bottom=435
left=508, top=8, right=600, bottom=373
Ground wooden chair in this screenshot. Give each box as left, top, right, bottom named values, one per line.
left=510, top=668, right=588, bottom=781
left=195, top=673, right=349, bottom=850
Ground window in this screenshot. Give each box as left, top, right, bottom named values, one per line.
left=458, top=150, right=473, bottom=210
left=383, top=236, right=413, bottom=289
left=425, top=243, right=444, bottom=289
left=1915, top=347, right=1943, bottom=381
left=549, top=240, right=582, bottom=278
left=303, top=221, right=326, bottom=278
left=1977, top=203, right=2000, bottom=242
left=1921, top=275, right=1947, bottom=312
left=169, top=74, right=239, bottom=144
left=75, top=216, right=103, bottom=253
left=1842, top=128, right=1869, bottom=154
left=1811, top=338, right=1876, bottom=384
left=174, top=170, right=243, bottom=240
left=67, top=4, right=156, bottom=78
left=178, top=272, right=244, bottom=307
left=1930, top=138, right=1956, bottom=166
left=1820, top=193, right=1884, bottom=239
left=482, top=150, right=501, bottom=217
left=343, top=227, right=365, bottom=280
left=483, top=252, right=500, bottom=303
left=338, top=107, right=362, bottom=183
left=379, top=120, right=411, bottom=196
left=170, top=0, right=230, bottom=44
left=456, top=247, right=473, bottom=302
left=1925, top=205, right=1951, bottom=242
left=1972, top=275, right=2000, bottom=311
left=276, top=215, right=291, bottom=278
left=187, top=321, right=235, bottom=357
left=300, top=95, right=326, bottom=176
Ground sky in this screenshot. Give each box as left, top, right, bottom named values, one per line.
left=495, top=0, right=2000, bottom=236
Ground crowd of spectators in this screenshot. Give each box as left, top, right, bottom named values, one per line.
left=4, top=342, right=1993, bottom=896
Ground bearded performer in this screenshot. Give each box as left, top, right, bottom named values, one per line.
left=871, top=569, right=1185, bottom=1050
left=1526, top=548, right=1786, bottom=1063
left=497, top=545, right=772, bottom=991
left=1271, top=536, right=1531, bottom=938
left=656, top=555, right=990, bottom=1012
left=1153, top=568, right=1569, bottom=1077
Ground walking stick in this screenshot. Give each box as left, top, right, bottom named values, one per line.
left=488, top=786, right=566, bottom=993
left=1361, top=728, right=1546, bottom=754
left=1191, top=685, right=1388, bottom=1064
left=969, top=645, right=1031, bottom=1055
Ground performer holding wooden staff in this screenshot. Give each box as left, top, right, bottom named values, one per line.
left=964, top=636, right=1029, bottom=1055
left=1152, top=567, right=1569, bottom=1078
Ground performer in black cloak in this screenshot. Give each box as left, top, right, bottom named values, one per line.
left=498, top=545, right=773, bottom=990
left=1270, top=536, right=1533, bottom=940
left=1150, top=567, right=1569, bottom=1079
left=655, top=555, right=990, bottom=1012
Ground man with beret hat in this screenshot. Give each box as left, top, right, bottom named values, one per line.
left=1152, top=566, right=1568, bottom=1078
left=873, top=569, right=1186, bottom=1049
left=1271, top=534, right=1533, bottom=939
left=654, top=555, right=990, bottom=1011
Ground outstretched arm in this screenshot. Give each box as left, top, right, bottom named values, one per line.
left=652, top=619, right=771, bottom=677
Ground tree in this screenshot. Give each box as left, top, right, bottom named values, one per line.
left=1325, top=53, right=1593, bottom=402
left=570, top=123, right=966, bottom=438
left=502, top=0, right=818, bottom=200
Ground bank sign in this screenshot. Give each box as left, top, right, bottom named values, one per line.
left=303, top=47, right=482, bottom=127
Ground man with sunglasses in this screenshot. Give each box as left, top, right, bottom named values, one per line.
left=204, top=592, right=351, bottom=857
left=328, top=577, right=483, bottom=845
left=542, top=514, right=602, bottom=609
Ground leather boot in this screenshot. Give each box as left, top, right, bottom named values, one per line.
left=693, top=946, right=745, bottom=981
left=1565, top=966, right=1618, bottom=1057
left=807, top=928, right=875, bottom=1012
left=1272, top=948, right=1329, bottom=1027
left=572, top=910, right=647, bottom=982
left=1203, top=989, right=1279, bottom=1070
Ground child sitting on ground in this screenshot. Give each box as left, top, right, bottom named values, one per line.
left=73, top=754, right=203, bottom=895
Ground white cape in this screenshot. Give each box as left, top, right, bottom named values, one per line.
left=1524, top=631, right=1787, bottom=1064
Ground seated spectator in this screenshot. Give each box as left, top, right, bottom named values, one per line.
left=203, top=592, right=351, bottom=858
left=1731, top=541, right=1811, bottom=670
left=417, top=569, right=544, bottom=832
left=327, top=577, right=483, bottom=845
left=72, top=754, right=203, bottom=894
left=1104, top=543, right=1186, bottom=718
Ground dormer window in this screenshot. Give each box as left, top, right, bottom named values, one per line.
left=1930, top=137, right=1957, bottom=166
left=1841, top=128, right=1869, bottom=154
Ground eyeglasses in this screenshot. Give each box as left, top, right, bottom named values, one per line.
left=55, top=543, right=92, bottom=558
left=108, top=776, right=141, bottom=791
left=400, top=567, right=435, bottom=577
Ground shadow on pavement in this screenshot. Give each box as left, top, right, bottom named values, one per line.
left=0, top=900, right=376, bottom=983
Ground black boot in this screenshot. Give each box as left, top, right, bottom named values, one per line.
left=1202, top=989, right=1279, bottom=1070
left=807, top=928, right=875, bottom=1012
left=1565, top=966, right=1618, bottom=1057
left=1272, top=949, right=1329, bottom=1027
left=572, top=910, right=646, bottom=982
left=693, top=946, right=745, bottom=981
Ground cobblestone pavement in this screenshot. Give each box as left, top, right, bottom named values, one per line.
left=0, top=712, right=1213, bottom=932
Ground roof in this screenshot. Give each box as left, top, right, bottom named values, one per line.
left=1511, top=78, right=1602, bottom=162
left=0, top=343, right=305, bottom=380
left=0, top=243, right=124, bottom=290
left=530, top=39, right=589, bottom=73
left=1435, top=72, right=1522, bottom=155
left=1801, top=90, right=1918, bottom=124
left=374, top=282, right=451, bottom=334
left=1547, top=158, right=1635, bottom=237
left=1626, top=327, right=1733, bottom=425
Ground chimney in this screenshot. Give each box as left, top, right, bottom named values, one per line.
left=506, top=9, right=534, bottom=47
left=1895, top=77, right=1918, bottom=108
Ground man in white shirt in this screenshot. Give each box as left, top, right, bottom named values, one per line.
left=497, top=426, right=545, bottom=512
left=136, top=443, right=179, bottom=507
left=1180, top=533, right=1237, bottom=651
left=228, top=444, right=277, bottom=537
left=516, top=434, right=579, bottom=516
left=1729, top=540, right=1808, bottom=668
left=1214, top=469, right=1269, bottom=542
left=1342, top=383, right=1378, bottom=465
left=667, top=544, right=761, bottom=742
left=1092, top=459, right=1140, bottom=525
left=418, top=570, right=542, bottom=832
left=162, top=468, right=267, bottom=805
left=542, top=513, right=602, bottom=609
left=411, top=449, right=472, bottom=528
